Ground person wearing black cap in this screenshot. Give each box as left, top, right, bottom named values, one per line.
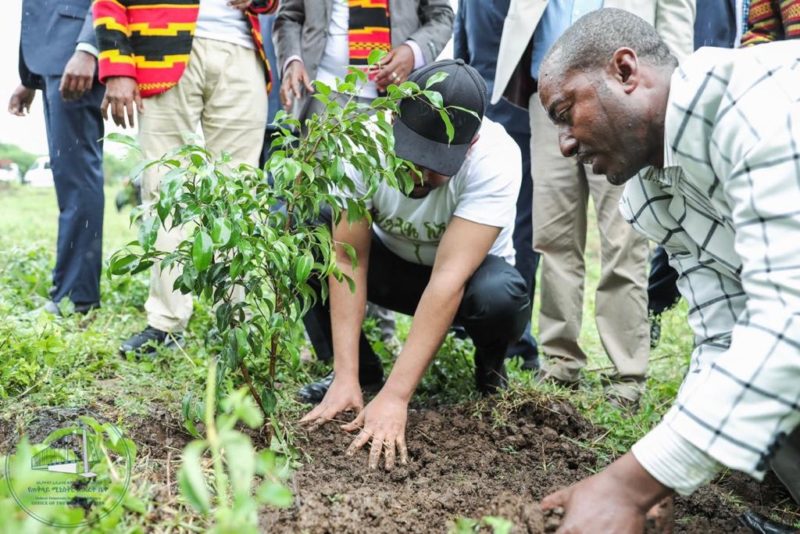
left=299, top=59, right=531, bottom=469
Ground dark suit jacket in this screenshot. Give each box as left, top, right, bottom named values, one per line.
left=695, top=0, right=738, bottom=49
left=453, top=0, right=529, bottom=135
left=19, top=0, right=96, bottom=88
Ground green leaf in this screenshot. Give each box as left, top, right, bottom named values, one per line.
left=178, top=441, right=211, bottom=514
left=424, top=71, right=449, bottom=90
left=367, top=48, right=387, bottom=66
left=109, top=253, right=139, bottom=275
left=293, top=252, right=314, bottom=284
left=192, top=231, right=214, bottom=272
left=438, top=109, right=455, bottom=143
left=222, top=432, right=255, bottom=503
left=138, top=215, right=159, bottom=251
left=261, top=387, right=277, bottom=415
left=422, top=90, right=444, bottom=109
left=211, top=218, right=232, bottom=247
left=105, top=132, right=141, bottom=152
left=257, top=481, right=293, bottom=508
left=483, top=516, right=513, bottom=534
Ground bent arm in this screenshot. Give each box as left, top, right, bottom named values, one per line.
left=273, top=0, right=306, bottom=74
left=380, top=217, right=500, bottom=402
left=329, top=214, right=372, bottom=381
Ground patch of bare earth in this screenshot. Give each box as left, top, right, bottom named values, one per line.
left=263, top=396, right=797, bottom=533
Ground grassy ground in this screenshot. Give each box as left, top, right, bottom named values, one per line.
left=0, top=182, right=703, bottom=532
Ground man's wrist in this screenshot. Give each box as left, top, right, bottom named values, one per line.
left=75, top=42, right=99, bottom=58
left=607, top=452, right=673, bottom=512
left=381, top=375, right=414, bottom=404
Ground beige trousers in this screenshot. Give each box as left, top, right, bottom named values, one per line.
left=529, top=94, right=649, bottom=385
left=139, top=37, right=267, bottom=332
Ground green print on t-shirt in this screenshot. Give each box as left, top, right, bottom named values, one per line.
left=376, top=215, right=447, bottom=264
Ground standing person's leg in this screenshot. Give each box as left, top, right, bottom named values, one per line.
left=504, top=128, right=540, bottom=368
left=199, top=38, right=267, bottom=167
left=42, top=75, right=105, bottom=310
left=126, top=43, right=206, bottom=350
left=530, top=95, right=588, bottom=384
left=587, top=171, right=650, bottom=404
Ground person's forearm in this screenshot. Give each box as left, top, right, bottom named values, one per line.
left=329, top=250, right=368, bottom=381
left=382, top=273, right=464, bottom=402
left=606, top=453, right=674, bottom=511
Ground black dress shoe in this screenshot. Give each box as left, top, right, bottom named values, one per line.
left=297, top=371, right=384, bottom=405
left=739, top=510, right=797, bottom=533
left=120, top=326, right=183, bottom=356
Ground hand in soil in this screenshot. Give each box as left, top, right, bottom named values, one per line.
left=342, top=391, right=409, bottom=471
left=300, top=376, right=364, bottom=429
left=541, top=452, right=671, bottom=533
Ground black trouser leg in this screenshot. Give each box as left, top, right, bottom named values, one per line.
left=303, top=227, right=530, bottom=391
left=647, top=245, right=680, bottom=316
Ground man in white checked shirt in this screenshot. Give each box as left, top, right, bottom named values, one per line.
left=534, top=8, right=800, bottom=531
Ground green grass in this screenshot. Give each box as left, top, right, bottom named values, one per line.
left=0, top=183, right=699, bottom=532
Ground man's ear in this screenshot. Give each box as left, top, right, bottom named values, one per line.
left=610, top=47, right=639, bottom=94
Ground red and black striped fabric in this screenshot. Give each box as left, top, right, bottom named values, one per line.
left=92, top=0, right=278, bottom=98
left=741, top=0, right=800, bottom=46
left=348, top=0, right=391, bottom=71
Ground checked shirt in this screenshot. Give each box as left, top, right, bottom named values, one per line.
left=624, top=41, right=800, bottom=495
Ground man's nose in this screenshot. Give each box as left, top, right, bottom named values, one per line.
left=558, top=129, right=578, bottom=158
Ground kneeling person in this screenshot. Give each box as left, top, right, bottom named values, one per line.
left=300, top=59, right=530, bottom=469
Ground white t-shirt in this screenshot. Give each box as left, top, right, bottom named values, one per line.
left=195, top=0, right=254, bottom=50
left=348, top=118, right=520, bottom=266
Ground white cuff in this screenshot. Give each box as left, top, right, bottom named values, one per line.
left=631, top=421, right=722, bottom=496
left=76, top=42, right=99, bottom=58
left=404, top=40, right=425, bottom=70
left=283, top=55, right=303, bottom=76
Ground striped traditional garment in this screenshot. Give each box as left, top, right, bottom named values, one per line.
left=741, top=0, right=800, bottom=46
left=348, top=0, right=391, bottom=73
left=92, top=0, right=278, bottom=98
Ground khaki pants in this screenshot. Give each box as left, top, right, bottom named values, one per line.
left=529, top=94, right=649, bottom=389
left=139, top=37, right=267, bottom=332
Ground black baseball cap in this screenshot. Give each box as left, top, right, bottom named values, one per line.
left=393, top=59, right=487, bottom=176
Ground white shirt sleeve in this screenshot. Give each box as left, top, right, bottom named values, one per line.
left=453, top=135, right=520, bottom=230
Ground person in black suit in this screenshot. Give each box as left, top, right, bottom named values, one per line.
left=9, top=0, right=105, bottom=315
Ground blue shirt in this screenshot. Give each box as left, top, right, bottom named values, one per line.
left=530, top=0, right=604, bottom=80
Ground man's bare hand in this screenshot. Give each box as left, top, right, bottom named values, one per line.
left=343, top=390, right=409, bottom=470
left=300, top=375, right=364, bottom=429
left=374, top=44, right=415, bottom=91
left=280, top=60, right=313, bottom=112
left=8, top=85, right=35, bottom=116
left=541, top=452, right=671, bottom=533
left=227, top=0, right=252, bottom=12
left=59, top=50, right=96, bottom=101
left=101, top=76, right=143, bottom=128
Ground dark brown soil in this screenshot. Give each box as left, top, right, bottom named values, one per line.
left=264, top=396, right=798, bottom=533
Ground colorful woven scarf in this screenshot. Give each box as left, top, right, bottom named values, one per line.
left=348, top=0, right=391, bottom=71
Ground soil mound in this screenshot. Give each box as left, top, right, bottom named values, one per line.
left=265, top=396, right=796, bottom=533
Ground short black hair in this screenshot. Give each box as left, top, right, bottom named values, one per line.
left=541, top=8, right=677, bottom=82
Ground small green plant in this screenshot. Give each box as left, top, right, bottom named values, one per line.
left=450, top=515, right=513, bottom=534
left=108, top=51, right=454, bottom=427
left=177, top=358, right=292, bottom=533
